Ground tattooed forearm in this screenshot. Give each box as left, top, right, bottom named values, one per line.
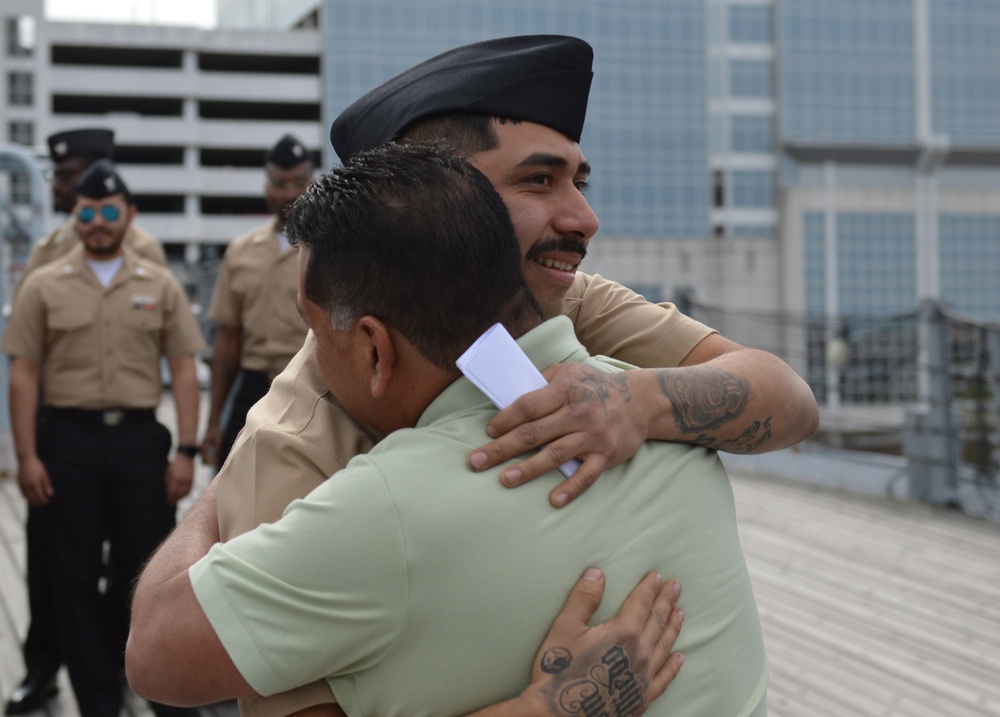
left=694, top=417, right=773, bottom=454
left=657, top=366, right=751, bottom=434
left=542, top=645, right=647, bottom=717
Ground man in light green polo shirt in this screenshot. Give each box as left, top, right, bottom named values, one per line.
left=127, top=144, right=766, bottom=717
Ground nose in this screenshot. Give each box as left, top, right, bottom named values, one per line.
left=552, top=187, right=599, bottom=242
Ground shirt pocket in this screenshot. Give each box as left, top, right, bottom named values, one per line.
left=120, top=308, right=165, bottom=333
left=48, top=306, right=93, bottom=333
left=117, top=307, right=166, bottom=368
left=46, top=306, right=95, bottom=370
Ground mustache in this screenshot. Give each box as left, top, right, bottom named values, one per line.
left=524, top=236, right=588, bottom=264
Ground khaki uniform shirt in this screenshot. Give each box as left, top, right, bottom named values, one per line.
left=25, top=219, right=166, bottom=277
left=215, top=270, right=715, bottom=717
left=3, top=245, right=205, bottom=409
left=209, top=217, right=306, bottom=375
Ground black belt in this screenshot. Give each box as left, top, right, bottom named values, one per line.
left=43, top=406, right=156, bottom=427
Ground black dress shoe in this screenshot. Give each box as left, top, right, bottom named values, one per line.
left=4, top=675, right=58, bottom=716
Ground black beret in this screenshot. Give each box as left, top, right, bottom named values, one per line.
left=331, top=35, right=594, bottom=162
left=47, top=128, right=115, bottom=162
left=76, top=159, right=129, bottom=200
left=265, top=134, right=312, bottom=168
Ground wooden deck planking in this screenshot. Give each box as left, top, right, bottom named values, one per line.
left=731, top=470, right=1000, bottom=716
left=0, top=459, right=996, bottom=716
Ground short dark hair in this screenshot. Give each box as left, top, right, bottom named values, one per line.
left=287, top=143, right=541, bottom=369
left=398, top=113, right=522, bottom=159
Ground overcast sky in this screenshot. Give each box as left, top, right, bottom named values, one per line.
left=47, top=0, right=217, bottom=28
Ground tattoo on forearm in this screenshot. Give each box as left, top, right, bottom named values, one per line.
left=549, top=645, right=646, bottom=717
left=694, top=416, right=773, bottom=454
left=658, top=366, right=751, bottom=433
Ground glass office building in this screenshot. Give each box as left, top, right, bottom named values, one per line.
left=218, top=0, right=1000, bottom=322
left=781, top=0, right=1000, bottom=321
left=319, top=0, right=710, bottom=240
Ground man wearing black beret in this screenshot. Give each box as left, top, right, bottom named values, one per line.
left=200, top=134, right=315, bottom=470
left=5, top=129, right=168, bottom=717
left=5, top=160, right=204, bottom=717
left=132, top=34, right=816, bottom=717
left=22, top=128, right=166, bottom=277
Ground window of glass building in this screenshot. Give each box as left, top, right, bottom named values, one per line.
left=729, top=59, right=772, bottom=98
left=940, top=214, right=1000, bottom=320
left=838, top=213, right=916, bottom=316
left=707, top=3, right=726, bottom=43
left=732, top=223, right=775, bottom=238
left=728, top=4, right=772, bottom=43
left=709, top=115, right=727, bottom=153
left=7, top=120, right=33, bottom=146
left=731, top=170, right=773, bottom=207
left=711, top=169, right=726, bottom=208
left=7, top=71, right=33, bottom=106
left=709, top=57, right=726, bottom=98
left=731, top=115, right=773, bottom=152
left=804, top=212, right=826, bottom=316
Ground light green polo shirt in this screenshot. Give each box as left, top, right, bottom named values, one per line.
left=190, top=316, right=767, bottom=717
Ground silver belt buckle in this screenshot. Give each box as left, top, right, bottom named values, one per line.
left=102, top=410, right=125, bottom=427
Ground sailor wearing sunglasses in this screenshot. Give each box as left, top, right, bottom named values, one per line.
left=22, top=128, right=166, bottom=280
left=3, top=160, right=204, bottom=717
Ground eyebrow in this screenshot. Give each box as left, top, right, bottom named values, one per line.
left=517, top=152, right=591, bottom=177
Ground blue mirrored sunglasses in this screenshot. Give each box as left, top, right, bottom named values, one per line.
left=77, top=205, right=121, bottom=223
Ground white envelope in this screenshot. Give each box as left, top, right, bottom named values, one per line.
left=457, top=323, right=581, bottom=478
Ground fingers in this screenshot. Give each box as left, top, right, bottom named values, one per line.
left=646, top=605, right=685, bottom=702
left=485, top=382, right=567, bottom=444
left=611, top=572, right=664, bottom=631
left=548, top=567, right=606, bottom=634
left=469, top=412, right=567, bottom=473
left=624, top=577, right=684, bottom=704
left=546, top=456, right=607, bottom=507
left=642, top=580, right=681, bottom=660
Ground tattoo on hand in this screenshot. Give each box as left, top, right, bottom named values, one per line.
left=694, top=417, right=773, bottom=454
left=658, top=367, right=750, bottom=433
left=541, top=647, right=573, bottom=674
left=572, top=369, right=631, bottom=413
left=555, top=646, right=646, bottom=717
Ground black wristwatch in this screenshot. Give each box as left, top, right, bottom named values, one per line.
left=177, top=443, right=199, bottom=459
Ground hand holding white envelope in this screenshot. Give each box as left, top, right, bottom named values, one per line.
left=457, top=324, right=581, bottom=478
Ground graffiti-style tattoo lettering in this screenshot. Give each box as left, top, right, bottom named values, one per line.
left=555, top=645, right=646, bottom=717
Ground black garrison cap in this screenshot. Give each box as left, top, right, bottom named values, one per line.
left=47, top=128, right=115, bottom=162
left=265, top=134, right=311, bottom=168
left=76, top=159, right=129, bottom=199
left=331, top=35, right=594, bottom=162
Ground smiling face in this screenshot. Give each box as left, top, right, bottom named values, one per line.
left=73, top=194, right=134, bottom=259
left=469, top=121, right=599, bottom=319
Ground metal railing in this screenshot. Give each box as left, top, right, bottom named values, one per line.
left=687, top=297, right=1000, bottom=517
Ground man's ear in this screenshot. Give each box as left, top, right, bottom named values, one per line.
left=356, top=316, right=396, bottom=399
